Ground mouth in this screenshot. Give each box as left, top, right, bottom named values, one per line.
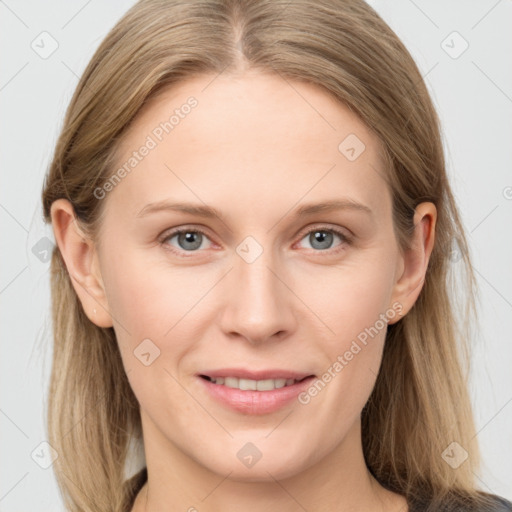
left=199, top=374, right=312, bottom=391
left=197, top=369, right=317, bottom=415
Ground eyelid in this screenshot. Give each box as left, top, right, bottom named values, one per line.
left=158, top=225, right=216, bottom=254
left=296, top=223, right=352, bottom=240
left=293, top=224, right=353, bottom=252
left=159, top=223, right=352, bottom=256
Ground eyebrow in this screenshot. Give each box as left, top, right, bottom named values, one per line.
left=136, top=199, right=372, bottom=219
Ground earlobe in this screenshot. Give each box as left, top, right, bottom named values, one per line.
left=50, top=199, right=113, bottom=328
left=388, top=202, right=437, bottom=324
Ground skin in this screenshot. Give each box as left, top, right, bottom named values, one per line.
left=51, top=70, right=436, bottom=512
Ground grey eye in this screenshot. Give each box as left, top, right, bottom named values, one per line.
left=169, top=231, right=207, bottom=251
left=307, top=230, right=335, bottom=250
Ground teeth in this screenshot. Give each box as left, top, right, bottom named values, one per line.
left=224, top=377, right=238, bottom=388
left=239, top=378, right=257, bottom=390
left=210, top=376, right=301, bottom=390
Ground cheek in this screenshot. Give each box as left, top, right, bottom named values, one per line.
left=306, top=258, right=396, bottom=348
left=102, top=250, right=200, bottom=339
left=101, top=248, right=223, bottom=384
left=101, top=252, right=204, bottom=415
left=302, top=259, right=396, bottom=406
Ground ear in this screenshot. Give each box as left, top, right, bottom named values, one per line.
left=388, top=202, right=437, bottom=324
left=50, top=198, right=113, bottom=328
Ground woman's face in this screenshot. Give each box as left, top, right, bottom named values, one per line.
left=91, top=71, right=409, bottom=480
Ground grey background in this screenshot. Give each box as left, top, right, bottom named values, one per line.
left=1, top=0, right=511, bottom=509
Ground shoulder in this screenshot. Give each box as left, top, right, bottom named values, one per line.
left=408, top=492, right=512, bottom=512
left=486, top=495, right=512, bottom=511
left=468, top=493, right=512, bottom=512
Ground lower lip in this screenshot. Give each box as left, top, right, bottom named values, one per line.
left=197, top=375, right=316, bottom=415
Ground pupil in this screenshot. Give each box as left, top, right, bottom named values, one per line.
left=179, top=231, right=202, bottom=250
left=311, top=230, right=332, bottom=250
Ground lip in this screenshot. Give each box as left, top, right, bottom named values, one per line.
left=196, top=369, right=316, bottom=415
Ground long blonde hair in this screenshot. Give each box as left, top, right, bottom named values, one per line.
left=41, top=0, right=495, bottom=510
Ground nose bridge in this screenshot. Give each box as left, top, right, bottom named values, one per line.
left=219, top=236, right=295, bottom=343
left=237, top=250, right=279, bottom=309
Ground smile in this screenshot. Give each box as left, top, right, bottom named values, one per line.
left=200, top=375, right=308, bottom=391
left=197, top=372, right=316, bottom=415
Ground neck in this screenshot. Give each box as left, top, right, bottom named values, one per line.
left=132, top=414, right=406, bottom=512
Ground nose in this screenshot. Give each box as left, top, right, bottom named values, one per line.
left=217, top=245, right=297, bottom=346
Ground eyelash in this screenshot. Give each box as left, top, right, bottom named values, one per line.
left=159, top=225, right=352, bottom=257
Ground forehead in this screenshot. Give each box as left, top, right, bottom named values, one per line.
left=106, top=71, right=391, bottom=223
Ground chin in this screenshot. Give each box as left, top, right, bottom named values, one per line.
left=215, top=461, right=305, bottom=483
left=196, top=440, right=316, bottom=483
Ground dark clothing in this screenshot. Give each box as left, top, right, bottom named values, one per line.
left=124, top=467, right=512, bottom=511
left=407, top=492, right=512, bottom=511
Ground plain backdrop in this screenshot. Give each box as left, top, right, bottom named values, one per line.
left=1, top=0, right=511, bottom=509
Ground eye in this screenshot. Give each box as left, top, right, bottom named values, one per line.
left=160, top=228, right=214, bottom=254
left=296, top=226, right=351, bottom=252
left=159, top=225, right=351, bottom=257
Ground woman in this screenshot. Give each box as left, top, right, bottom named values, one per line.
left=41, top=0, right=512, bottom=510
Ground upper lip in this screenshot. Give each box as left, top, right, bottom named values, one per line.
left=198, top=368, right=315, bottom=381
